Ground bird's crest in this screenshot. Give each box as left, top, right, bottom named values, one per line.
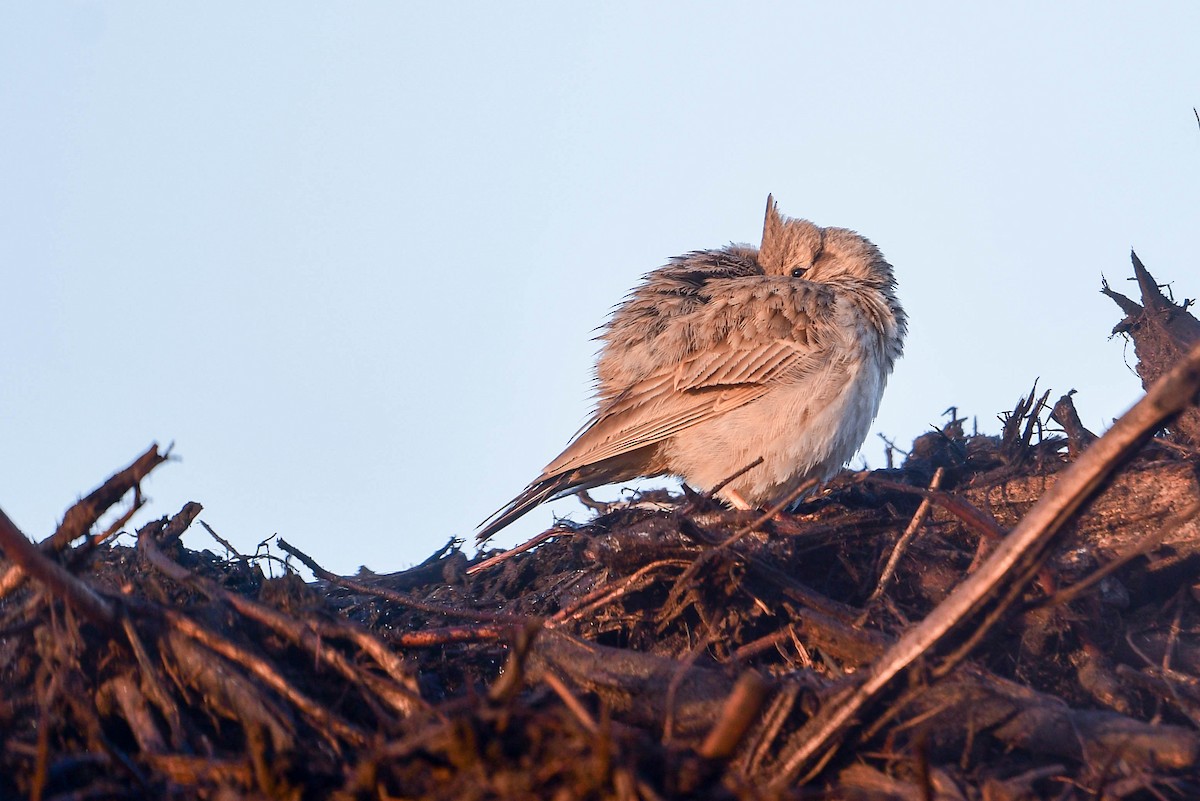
left=759, top=193, right=785, bottom=271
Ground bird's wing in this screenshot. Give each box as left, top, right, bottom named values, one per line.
left=543, top=278, right=836, bottom=478
left=477, top=273, right=835, bottom=543
left=672, top=337, right=815, bottom=391
left=541, top=336, right=827, bottom=478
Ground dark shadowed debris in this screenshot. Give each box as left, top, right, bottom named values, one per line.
left=2, top=262, right=1200, bottom=800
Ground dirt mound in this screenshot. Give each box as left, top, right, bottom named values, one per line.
left=2, top=255, right=1199, bottom=800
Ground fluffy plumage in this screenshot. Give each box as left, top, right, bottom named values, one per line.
left=477, top=196, right=906, bottom=543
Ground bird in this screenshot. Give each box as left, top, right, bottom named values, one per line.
left=477, top=196, right=906, bottom=544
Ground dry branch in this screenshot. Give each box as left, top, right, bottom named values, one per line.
left=1104, top=251, right=1200, bottom=446
left=0, top=443, right=167, bottom=599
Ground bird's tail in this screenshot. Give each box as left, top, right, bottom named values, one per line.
left=476, top=458, right=645, bottom=544
left=475, top=474, right=577, bottom=545
left=477, top=452, right=655, bottom=545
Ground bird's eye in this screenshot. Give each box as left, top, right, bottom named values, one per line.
left=790, top=267, right=807, bottom=278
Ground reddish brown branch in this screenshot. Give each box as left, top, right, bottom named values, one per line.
left=52, top=444, right=168, bottom=551
left=0, top=506, right=115, bottom=628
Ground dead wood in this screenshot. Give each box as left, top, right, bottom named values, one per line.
left=1052, top=390, right=1099, bottom=457
left=1104, top=251, right=1200, bottom=447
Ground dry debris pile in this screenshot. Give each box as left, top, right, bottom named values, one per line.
left=2, top=256, right=1200, bottom=800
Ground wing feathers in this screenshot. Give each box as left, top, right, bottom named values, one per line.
left=478, top=272, right=838, bottom=543
left=675, top=339, right=809, bottom=390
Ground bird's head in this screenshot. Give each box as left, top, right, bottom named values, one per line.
left=758, top=195, right=897, bottom=293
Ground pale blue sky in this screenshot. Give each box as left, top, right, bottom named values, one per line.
left=3, top=3, right=1198, bottom=574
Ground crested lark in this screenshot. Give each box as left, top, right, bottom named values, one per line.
left=478, top=196, right=906, bottom=543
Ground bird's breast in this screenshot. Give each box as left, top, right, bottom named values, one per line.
left=661, top=342, right=890, bottom=506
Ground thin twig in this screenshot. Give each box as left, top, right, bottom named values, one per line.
left=467, top=526, right=570, bottom=576
left=277, top=537, right=527, bottom=624
left=88, top=492, right=145, bottom=547
left=724, top=476, right=823, bottom=546
left=705, top=456, right=765, bottom=501
left=549, top=559, right=690, bottom=625
left=659, top=475, right=830, bottom=623
left=541, top=671, right=598, bottom=733
left=199, top=520, right=250, bottom=565
left=865, top=467, right=944, bottom=607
